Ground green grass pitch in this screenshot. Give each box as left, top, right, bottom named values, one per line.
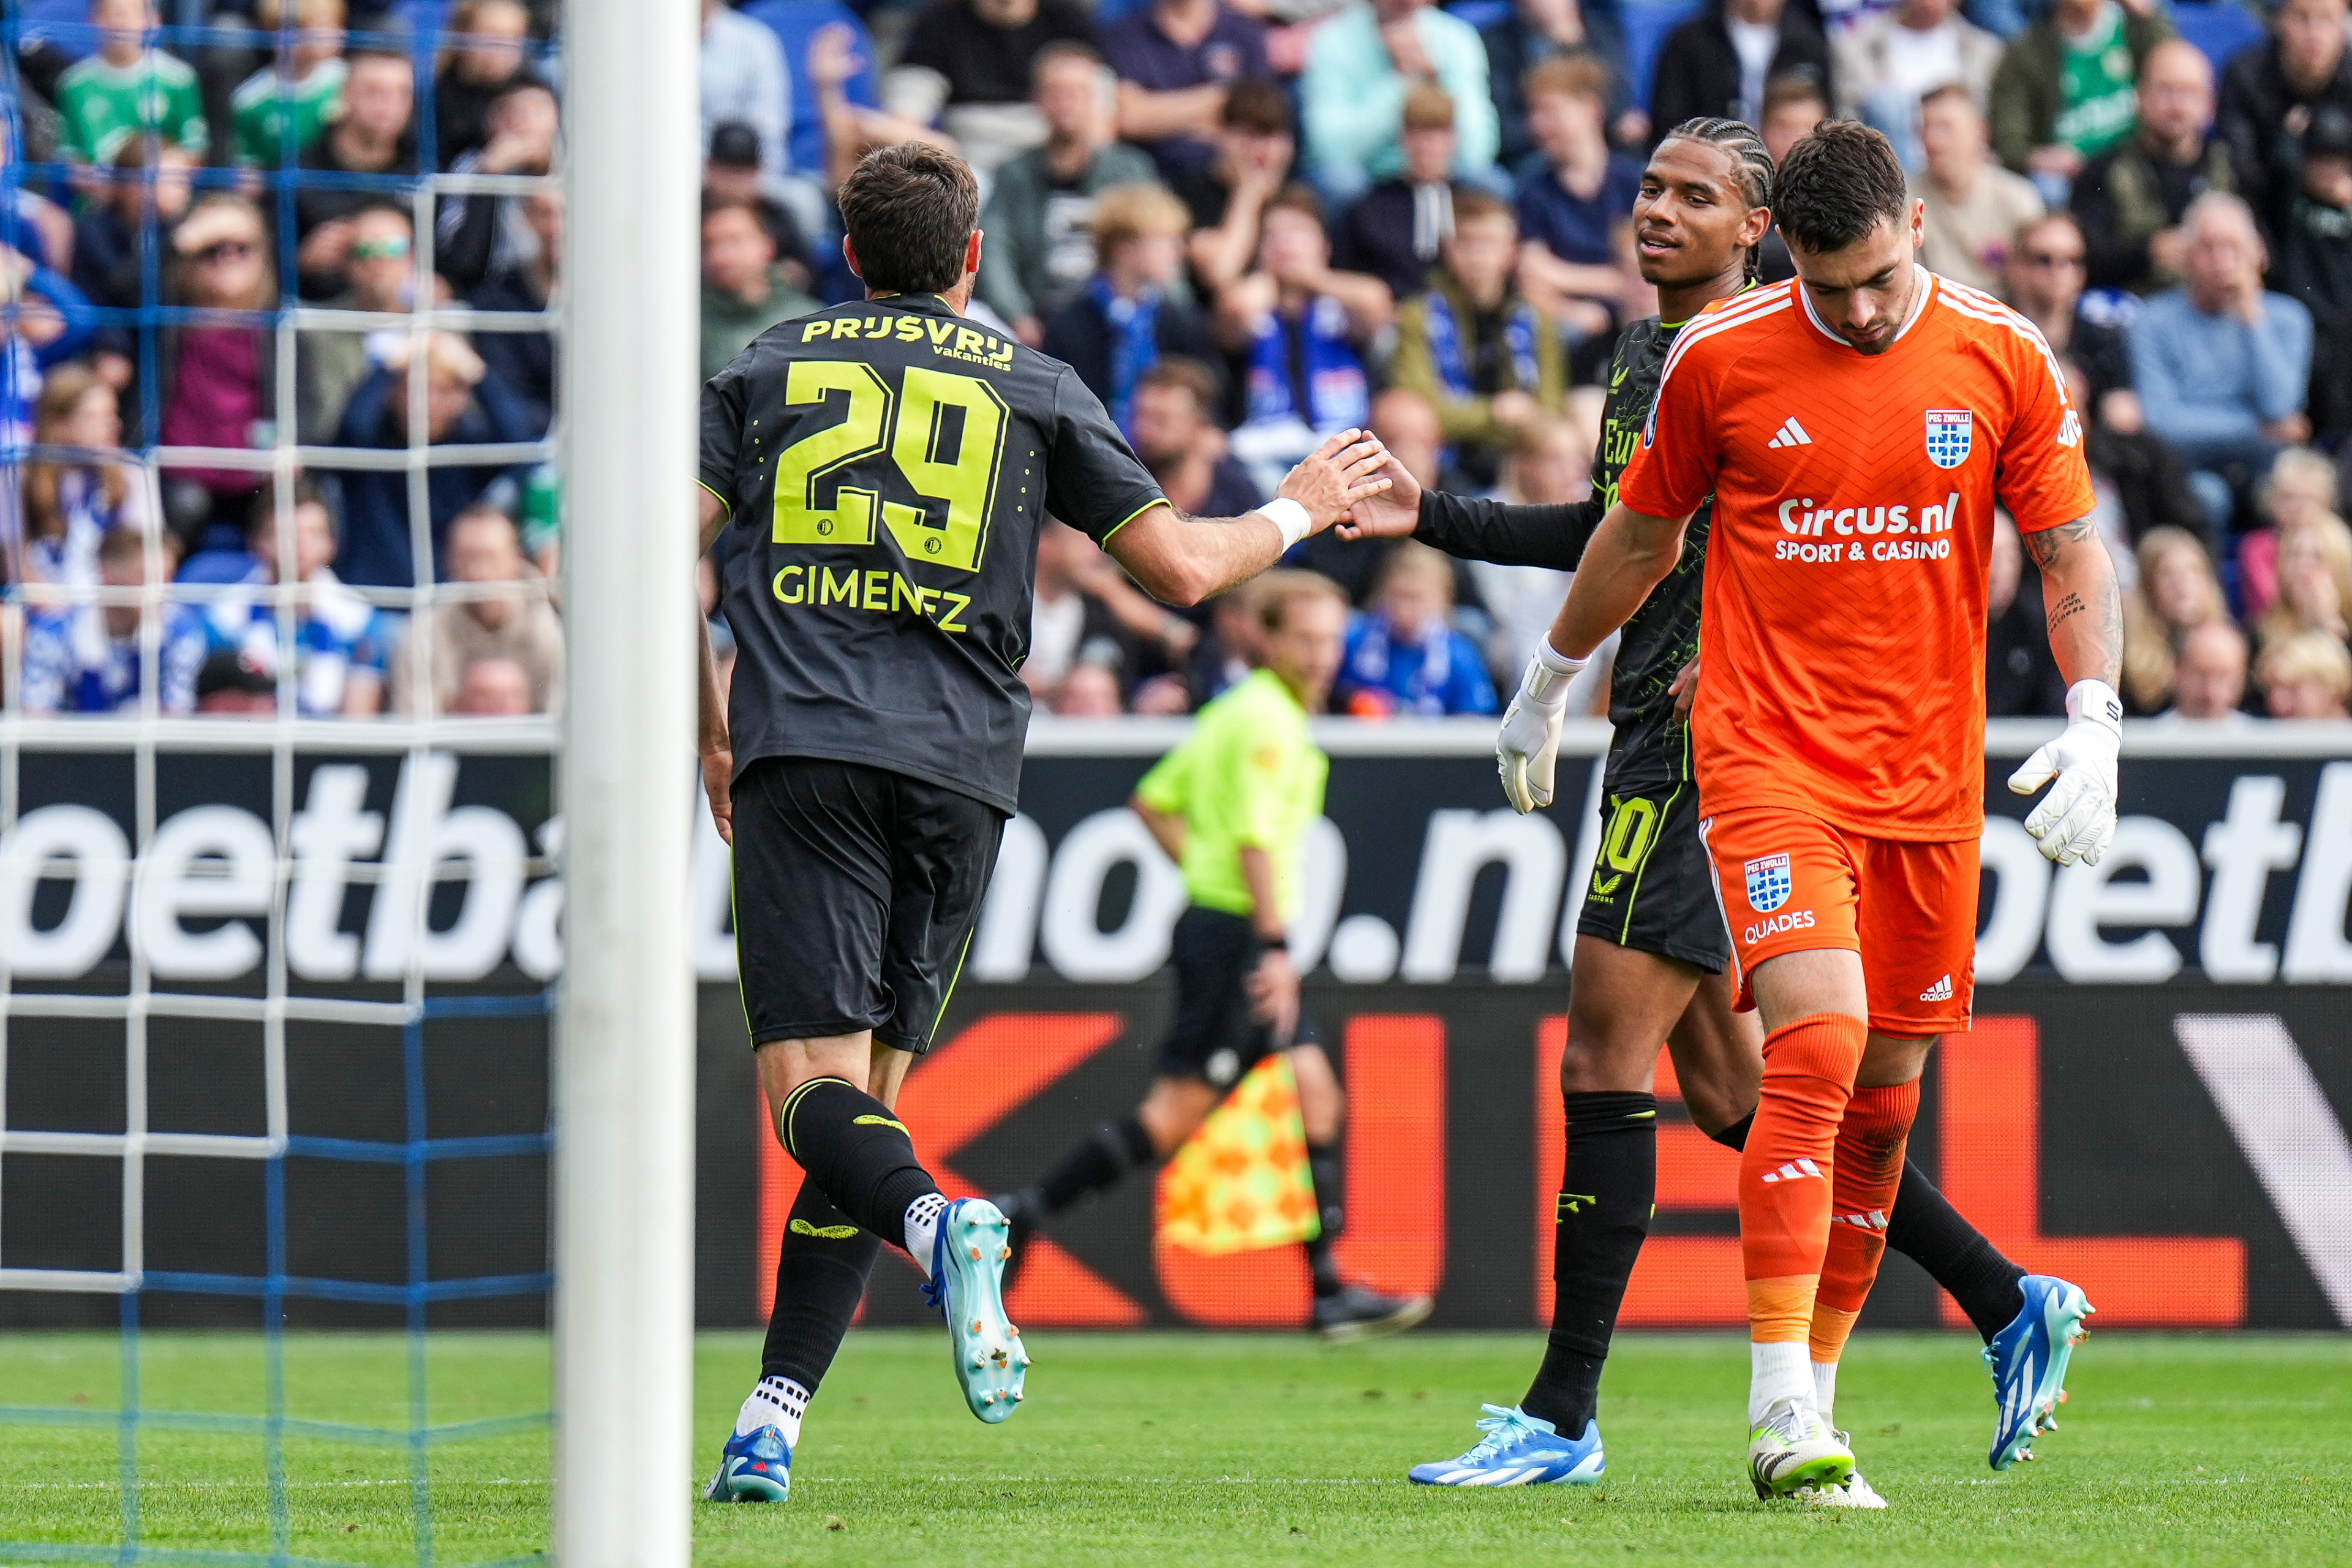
left=1, top=1330, right=2346, bottom=1566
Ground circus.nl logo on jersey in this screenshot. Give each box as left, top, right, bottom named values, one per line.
left=1745, top=853, right=1792, bottom=914
left=1924, top=409, right=1973, bottom=469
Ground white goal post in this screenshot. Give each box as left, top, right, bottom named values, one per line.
left=554, top=2, right=701, bottom=1566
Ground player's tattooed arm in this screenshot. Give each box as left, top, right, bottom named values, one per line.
left=2027, top=514, right=2124, bottom=688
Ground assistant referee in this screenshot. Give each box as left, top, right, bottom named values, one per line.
left=692, top=143, right=1392, bottom=1504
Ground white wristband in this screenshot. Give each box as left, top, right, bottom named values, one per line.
left=2065, top=678, right=2123, bottom=735
left=1257, top=497, right=1313, bottom=550
left=1523, top=639, right=1589, bottom=706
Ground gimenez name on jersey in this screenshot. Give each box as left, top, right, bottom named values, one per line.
left=1773, top=491, right=1962, bottom=564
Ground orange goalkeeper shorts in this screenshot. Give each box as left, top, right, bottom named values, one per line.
left=1697, top=805, right=1978, bottom=1036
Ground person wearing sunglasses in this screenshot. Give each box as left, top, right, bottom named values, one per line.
left=156, top=197, right=277, bottom=553
left=295, top=202, right=425, bottom=443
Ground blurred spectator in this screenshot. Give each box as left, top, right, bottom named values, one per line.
left=1649, top=0, right=1832, bottom=136
left=2258, top=627, right=2352, bottom=716
left=75, top=144, right=197, bottom=388
left=194, top=649, right=281, bottom=716
left=156, top=198, right=274, bottom=550
left=391, top=504, right=564, bottom=714
left=1042, top=184, right=1220, bottom=429
left=2217, top=0, right=2352, bottom=233
left=1052, top=658, right=1127, bottom=715
left=1178, top=78, right=1296, bottom=295
left=891, top=0, right=1100, bottom=176
left=1756, top=72, right=1830, bottom=282
left=2133, top=192, right=2314, bottom=532
left=1913, top=83, right=2045, bottom=297
left=807, top=21, right=961, bottom=191
left=17, top=363, right=149, bottom=595
left=19, top=529, right=203, bottom=715
left=1833, top=0, right=2002, bottom=167
left=1482, top=0, right=1639, bottom=169
left=1513, top=56, right=1640, bottom=334
left=2242, top=443, right=2341, bottom=616
left=701, top=197, right=821, bottom=382
left=1213, top=187, right=1391, bottom=492
left=2255, top=511, right=2352, bottom=652
left=446, top=656, right=532, bottom=714
left=1129, top=358, right=1262, bottom=517
left=2059, top=353, right=2206, bottom=551
left=1183, top=585, right=1262, bottom=706
left=1026, top=517, right=1189, bottom=703
left=296, top=201, right=417, bottom=445
left=701, top=0, right=791, bottom=204
left=1989, top=0, right=2172, bottom=192
left=1102, top=0, right=1271, bottom=184
left=704, top=123, right=816, bottom=290
left=1332, top=83, right=1468, bottom=305
left=2007, top=213, right=2132, bottom=407
left=436, top=79, right=560, bottom=296
left=1465, top=413, right=1583, bottom=684
left=332, top=331, right=538, bottom=589
left=2161, top=618, right=2251, bottom=722
left=293, top=48, right=418, bottom=300
left=434, top=0, right=542, bottom=168
left=979, top=45, right=1158, bottom=345
left=1300, top=0, right=1499, bottom=203
left=1985, top=510, right=2068, bottom=715
left=1338, top=540, right=1497, bottom=715
left=2120, top=524, right=2228, bottom=711
left=468, top=190, right=559, bottom=435
left=200, top=482, right=388, bottom=717
left=55, top=0, right=211, bottom=164
left=2273, top=107, right=2352, bottom=447
left=232, top=0, right=347, bottom=168
left=1392, top=189, right=1566, bottom=487
left=2072, top=40, right=2234, bottom=295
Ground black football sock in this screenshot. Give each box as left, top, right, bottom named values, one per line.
left=775, top=1076, right=940, bottom=1250
left=1708, top=1111, right=1755, bottom=1152
left=1523, top=1091, right=1657, bottom=1436
left=1302, top=1138, right=1346, bottom=1299
left=1884, top=1157, right=2029, bottom=1343
left=1034, top=1115, right=1158, bottom=1215
left=761, top=1180, right=882, bottom=1393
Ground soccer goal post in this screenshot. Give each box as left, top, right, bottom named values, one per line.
left=553, top=2, right=702, bottom=1566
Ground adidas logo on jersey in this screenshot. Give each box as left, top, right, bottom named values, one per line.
left=1920, top=974, right=1954, bottom=1002
left=1759, top=1158, right=1824, bottom=1184
left=1834, top=1209, right=1890, bottom=1231
left=1766, top=417, right=1813, bottom=449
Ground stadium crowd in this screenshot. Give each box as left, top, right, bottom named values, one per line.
left=1, top=0, right=2349, bottom=720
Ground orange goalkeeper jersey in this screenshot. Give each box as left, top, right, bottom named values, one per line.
left=1616, top=270, right=2096, bottom=840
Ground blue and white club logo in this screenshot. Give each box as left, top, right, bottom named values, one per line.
left=1745, top=853, right=1792, bottom=914
left=1924, top=409, right=1973, bottom=469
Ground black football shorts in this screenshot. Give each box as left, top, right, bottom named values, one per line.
left=1574, top=776, right=1732, bottom=974
left=731, top=755, right=1005, bottom=1054
left=1155, top=905, right=1322, bottom=1087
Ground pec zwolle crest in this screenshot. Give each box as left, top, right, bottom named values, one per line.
left=1924, top=409, right=1973, bottom=469
left=1745, top=853, right=1792, bottom=914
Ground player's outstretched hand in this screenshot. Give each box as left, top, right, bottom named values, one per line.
left=1496, top=641, right=1588, bottom=813
left=701, top=746, right=734, bottom=846
left=2007, top=679, right=2122, bottom=865
left=1275, top=429, right=1392, bottom=531
left=1338, top=449, right=1423, bottom=541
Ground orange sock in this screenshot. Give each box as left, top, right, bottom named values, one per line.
left=1740, top=1014, right=1868, bottom=1344
left=1809, top=1079, right=1922, bottom=1365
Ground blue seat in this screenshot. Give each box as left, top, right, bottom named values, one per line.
left=744, top=0, right=881, bottom=180
left=2170, top=1, right=2268, bottom=75
left=1621, top=0, right=1703, bottom=110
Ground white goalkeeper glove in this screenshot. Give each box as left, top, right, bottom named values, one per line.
left=1496, top=640, right=1588, bottom=813
left=2007, top=679, right=2123, bottom=866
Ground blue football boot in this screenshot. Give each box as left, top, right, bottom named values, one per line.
left=703, top=1425, right=790, bottom=1502
left=922, top=1197, right=1030, bottom=1423
left=1986, top=1273, right=2094, bottom=1470
left=1408, top=1404, right=1605, bottom=1487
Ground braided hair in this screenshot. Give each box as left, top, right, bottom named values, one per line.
left=1657, top=116, right=1776, bottom=282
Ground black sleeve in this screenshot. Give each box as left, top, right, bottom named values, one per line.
left=699, top=358, right=748, bottom=512
left=1046, top=366, right=1167, bottom=543
left=2071, top=158, right=2147, bottom=291
left=899, top=2, right=960, bottom=74
left=1413, top=487, right=1604, bottom=570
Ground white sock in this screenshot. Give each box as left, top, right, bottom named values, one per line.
left=1811, top=1359, right=1839, bottom=1429
left=736, top=1374, right=809, bottom=1446
left=1749, top=1341, right=1814, bottom=1427
left=903, top=1191, right=949, bottom=1276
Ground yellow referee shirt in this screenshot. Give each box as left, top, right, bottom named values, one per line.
left=1134, top=669, right=1328, bottom=924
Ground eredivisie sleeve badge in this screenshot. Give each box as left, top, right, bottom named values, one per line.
left=1924, top=409, right=1973, bottom=469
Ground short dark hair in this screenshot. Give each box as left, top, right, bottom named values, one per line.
left=1774, top=119, right=1908, bottom=256
left=837, top=143, right=980, bottom=295
left=1031, top=39, right=1102, bottom=88
left=246, top=476, right=330, bottom=537
left=1760, top=70, right=1829, bottom=119
left=1450, top=187, right=1514, bottom=230
left=1136, top=356, right=1219, bottom=415
left=1222, top=78, right=1292, bottom=135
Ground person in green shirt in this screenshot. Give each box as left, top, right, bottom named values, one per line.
left=54, top=0, right=210, bottom=164
left=1989, top=0, right=2173, bottom=189
left=699, top=196, right=821, bottom=383
left=231, top=0, right=349, bottom=168
left=994, top=570, right=1433, bottom=1342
